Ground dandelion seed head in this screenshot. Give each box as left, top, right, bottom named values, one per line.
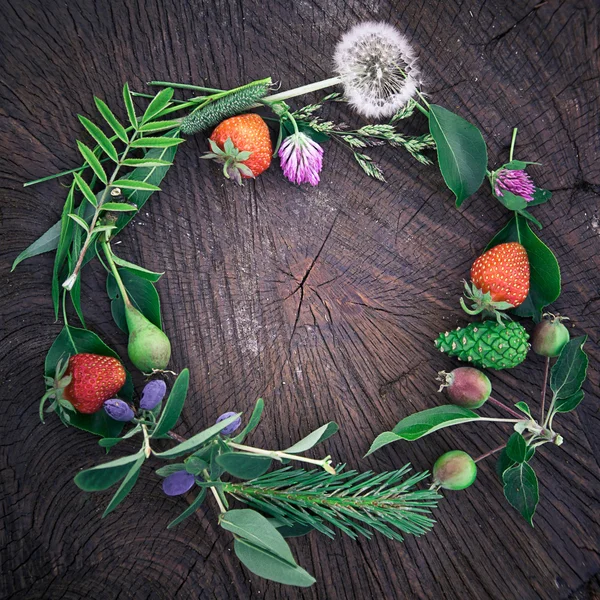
left=334, top=21, right=420, bottom=119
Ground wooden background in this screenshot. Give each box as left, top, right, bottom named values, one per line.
left=1, top=0, right=599, bottom=598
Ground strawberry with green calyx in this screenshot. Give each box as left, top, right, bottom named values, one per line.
left=435, top=320, right=529, bottom=370
left=40, top=353, right=126, bottom=421
left=202, top=113, right=272, bottom=185
left=460, top=242, right=530, bottom=325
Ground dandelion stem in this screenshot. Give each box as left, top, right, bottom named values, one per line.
left=509, top=127, right=518, bottom=162
left=264, top=76, right=343, bottom=103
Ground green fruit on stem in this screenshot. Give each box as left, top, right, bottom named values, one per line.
left=435, top=320, right=529, bottom=370
left=531, top=313, right=570, bottom=357
left=125, top=303, right=171, bottom=373
left=433, top=450, right=477, bottom=491
left=437, top=367, right=491, bottom=409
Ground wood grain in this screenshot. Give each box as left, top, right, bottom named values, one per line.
left=1, top=0, right=599, bottom=598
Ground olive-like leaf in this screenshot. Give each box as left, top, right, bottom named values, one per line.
left=232, top=398, right=264, bottom=444
left=216, top=452, right=273, bottom=479
left=167, top=489, right=207, bottom=529
left=74, top=451, right=143, bottom=491
left=284, top=422, right=338, bottom=454
left=102, top=453, right=145, bottom=517
left=152, top=369, right=190, bottom=438
left=428, top=104, right=488, bottom=207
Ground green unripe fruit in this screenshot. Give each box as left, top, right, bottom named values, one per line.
left=531, top=313, right=570, bottom=357
left=437, top=367, right=491, bottom=409
left=433, top=450, right=477, bottom=491
left=125, top=304, right=171, bottom=373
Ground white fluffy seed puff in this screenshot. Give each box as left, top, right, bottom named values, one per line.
left=334, top=21, right=421, bottom=119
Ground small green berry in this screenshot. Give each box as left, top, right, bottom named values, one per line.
left=437, top=367, right=491, bottom=409
left=433, top=450, right=477, bottom=491
left=531, top=313, right=570, bottom=357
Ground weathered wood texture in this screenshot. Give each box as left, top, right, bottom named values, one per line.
left=1, top=0, right=599, bottom=598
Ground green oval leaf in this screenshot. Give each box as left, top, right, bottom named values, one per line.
left=503, top=462, right=539, bottom=526
left=505, top=432, right=527, bottom=463
left=486, top=214, right=561, bottom=320
left=107, top=269, right=162, bottom=332
left=550, top=336, right=588, bottom=401
left=233, top=539, right=315, bottom=587
left=216, top=452, right=272, bottom=479
left=428, top=104, right=488, bottom=207
left=554, top=390, right=584, bottom=413
left=284, top=422, right=339, bottom=453
left=152, top=369, right=190, bottom=438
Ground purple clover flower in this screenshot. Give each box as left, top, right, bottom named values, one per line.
left=494, top=168, right=535, bottom=203
left=216, top=411, right=242, bottom=435
left=162, top=470, right=195, bottom=496
left=140, top=379, right=167, bottom=410
left=103, top=399, right=134, bottom=422
left=278, top=132, right=323, bottom=186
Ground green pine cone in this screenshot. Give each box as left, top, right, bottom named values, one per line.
left=435, top=321, right=529, bottom=370
left=181, top=79, right=271, bottom=135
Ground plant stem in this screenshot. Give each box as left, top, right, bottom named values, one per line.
left=202, top=469, right=227, bottom=513
left=488, top=396, right=525, bottom=420
left=61, top=288, right=76, bottom=349
left=476, top=417, right=522, bottom=423
left=263, top=76, right=343, bottom=103
left=228, top=441, right=335, bottom=473
left=540, top=356, right=550, bottom=423
left=148, top=81, right=224, bottom=94
left=100, top=240, right=130, bottom=305
left=142, top=424, right=152, bottom=458
left=474, top=442, right=507, bottom=463
left=509, top=127, right=518, bottom=162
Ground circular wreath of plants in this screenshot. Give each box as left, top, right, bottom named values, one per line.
left=13, top=21, right=589, bottom=589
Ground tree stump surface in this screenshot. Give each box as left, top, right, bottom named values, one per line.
left=1, top=1, right=599, bottom=598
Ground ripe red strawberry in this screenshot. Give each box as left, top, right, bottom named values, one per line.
left=461, top=242, right=530, bottom=324
left=202, top=113, right=272, bottom=184
left=61, top=354, right=126, bottom=414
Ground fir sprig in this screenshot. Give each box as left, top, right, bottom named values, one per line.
left=222, top=465, right=439, bottom=541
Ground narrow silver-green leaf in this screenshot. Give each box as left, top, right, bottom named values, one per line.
left=232, top=398, right=264, bottom=444
left=78, top=115, right=119, bottom=162
left=154, top=413, right=241, bottom=458
left=167, top=489, right=207, bottom=529
left=77, top=140, right=107, bottom=184
left=74, top=452, right=142, bottom=491
left=152, top=369, right=190, bottom=438
left=94, top=96, right=128, bottom=143
left=284, top=422, right=338, bottom=453
left=11, top=220, right=62, bottom=271
left=102, top=453, right=145, bottom=517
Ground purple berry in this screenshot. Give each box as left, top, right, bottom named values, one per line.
left=140, top=379, right=167, bottom=410
left=103, top=399, right=134, bottom=421
left=162, top=470, right=195, bottom=496
left=433, top=450, right=477, bottom=491
left=437, top=367, right=491, bottom=409
left=531, top=313, right=570, bottom=357
left=216, top=411, right=241, bottom=435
